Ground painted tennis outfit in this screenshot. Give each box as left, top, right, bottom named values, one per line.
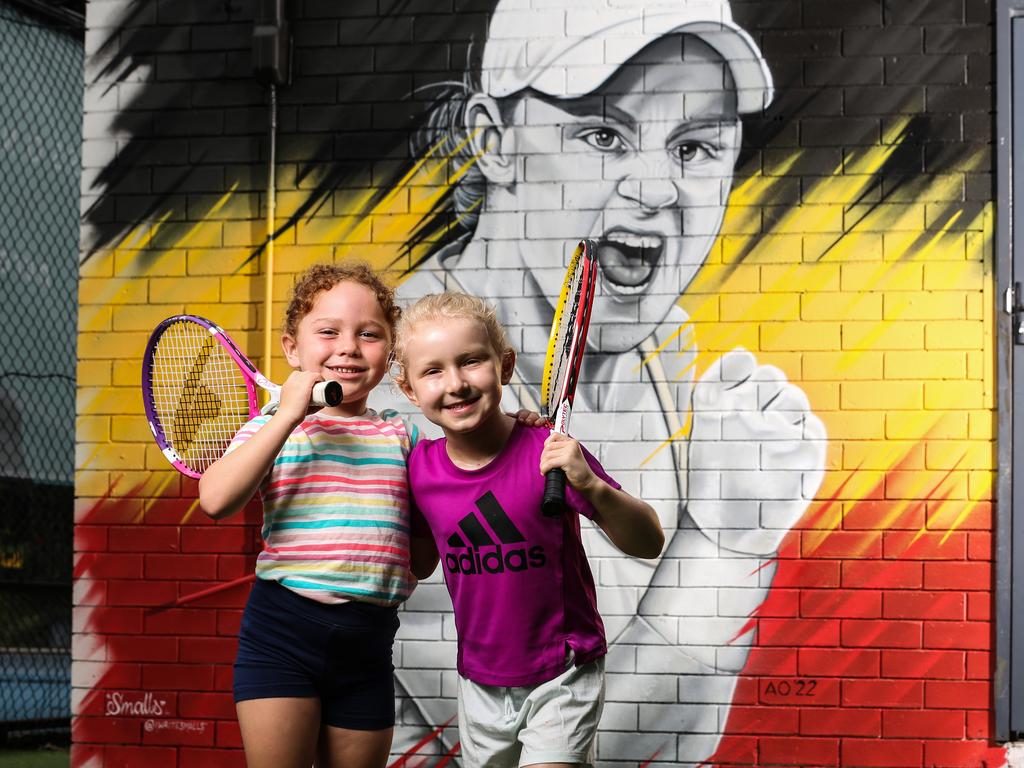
left=409, top=422, right=616, bottom=766
left=228, top=408, right=419, bottom=729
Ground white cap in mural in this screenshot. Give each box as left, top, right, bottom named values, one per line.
left=481, top=0, right=774, bottom=113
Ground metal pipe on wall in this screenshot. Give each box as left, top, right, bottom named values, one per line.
left=263, top=81, right=277, bottom=381
left=252, top=0, right=290, bottom=383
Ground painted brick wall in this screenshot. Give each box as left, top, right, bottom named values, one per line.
left=74, top=1, right=1003, bottom=766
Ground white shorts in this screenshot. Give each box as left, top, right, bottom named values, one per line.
left=456, top=655, right=605, bottom=768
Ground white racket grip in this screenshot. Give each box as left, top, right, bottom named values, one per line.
left=260, top=380, right=343, bottom=415
left=312, top=380, right=343, bottom=407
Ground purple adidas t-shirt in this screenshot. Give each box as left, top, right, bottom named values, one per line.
left=408, top=423, right=618, bottom=687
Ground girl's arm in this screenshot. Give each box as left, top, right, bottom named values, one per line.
left=410, top=533, right=439, bottom=580
left=198, top=371, right=320, bottom=520
left=408, top=499, right=438, bottom=581
left=540, top=432, right=664, bottom=559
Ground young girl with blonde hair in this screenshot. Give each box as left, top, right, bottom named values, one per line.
left=393, top=292, right=664, bottom=768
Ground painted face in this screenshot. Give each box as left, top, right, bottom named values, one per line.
left=398, top=317, right=513, bottom=438
left=281, top=280, right=392, bottom=417
left=487, top=35, right=741, bottom=352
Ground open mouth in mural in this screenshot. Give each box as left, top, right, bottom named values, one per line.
left=595, top=230, right=665, bottom=294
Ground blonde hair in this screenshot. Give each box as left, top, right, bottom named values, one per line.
left=392, top=292, right=514, bottom=387
left=283, top=261, right=400, bottom=340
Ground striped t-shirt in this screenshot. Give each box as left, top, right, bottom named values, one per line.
left=228, top=408, right=420, bottom=607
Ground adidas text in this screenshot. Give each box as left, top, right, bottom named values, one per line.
left=444, top=544, right=546, bottom=575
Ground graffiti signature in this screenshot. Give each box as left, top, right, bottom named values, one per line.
left=104, top=691, right=168, bottom=717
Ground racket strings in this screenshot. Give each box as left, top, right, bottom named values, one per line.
left=544, top=268, right=584, bottom=416
left=150, top=323, right=252, bottom=474
left=173, top=337, right=221, bottom=449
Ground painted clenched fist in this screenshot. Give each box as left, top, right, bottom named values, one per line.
left=686, top=347, right=827, bottom=555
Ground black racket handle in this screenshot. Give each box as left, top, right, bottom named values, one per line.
left=312, top=380, right=343, bottom=407
left=542, top=468, right=567, bottom=517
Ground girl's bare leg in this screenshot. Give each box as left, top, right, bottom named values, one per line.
left=237, top=697, right=321, bottom=768
left=316, top=724, right=394, bottom=768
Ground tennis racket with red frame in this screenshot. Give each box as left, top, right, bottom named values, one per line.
left=141, top=314, right=342, bottom=479
left=539, top=239, right=599, bottom=516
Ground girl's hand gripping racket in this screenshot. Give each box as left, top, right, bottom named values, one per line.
left=141, top=314, right=342, bottom=479
left=539, top=239, right=599, bottom=516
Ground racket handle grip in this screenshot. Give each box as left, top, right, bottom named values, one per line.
left=312, top=380, right=343, bottom=407
left=541, top=468, right=567, bottom=517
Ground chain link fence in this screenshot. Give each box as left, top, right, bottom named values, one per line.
left=0, top=0, right=81, bottom=745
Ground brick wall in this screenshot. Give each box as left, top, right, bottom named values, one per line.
left=74, top=1, right=1003, bottom=766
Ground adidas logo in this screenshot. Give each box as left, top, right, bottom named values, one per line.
left=444, top=491, right=547, bottom=576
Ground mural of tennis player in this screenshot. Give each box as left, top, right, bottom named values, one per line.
left=373, top=0, right=828, bottom=764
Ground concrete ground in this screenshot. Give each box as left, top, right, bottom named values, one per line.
left=1008, top=743, right=1024, bottom=767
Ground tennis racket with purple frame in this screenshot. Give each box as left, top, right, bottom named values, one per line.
left=141, top=314, right=342, bottom=479
left=539, top=239, right=599, bottom=517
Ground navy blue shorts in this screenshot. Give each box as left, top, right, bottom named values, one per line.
left=233, top=578, right=400, bottom=731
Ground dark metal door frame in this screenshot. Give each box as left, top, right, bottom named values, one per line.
left=997, top=0, right=1024, bottom=742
